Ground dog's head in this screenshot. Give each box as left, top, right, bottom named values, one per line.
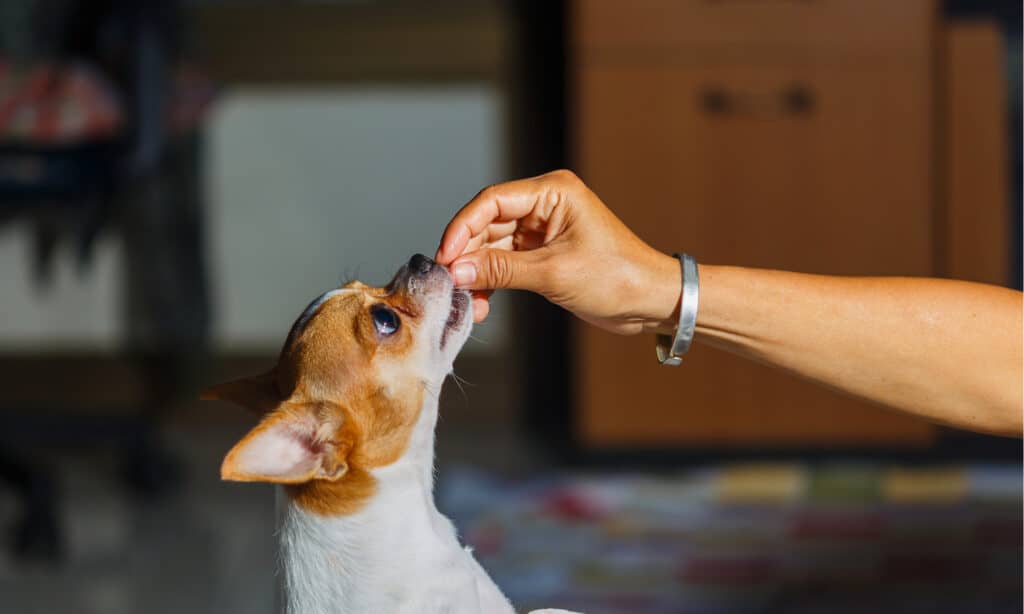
left=202, top=254, right=472, bottom=513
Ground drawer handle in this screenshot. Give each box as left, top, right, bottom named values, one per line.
left=699, top=85, right=815, bottom=117
left=781, top=84, right=815, bottom=115
left=700, top=88, right=734, bottom=115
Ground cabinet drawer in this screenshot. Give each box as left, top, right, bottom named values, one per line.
left=575, top=61, right=934, bottom=276
left=572, top=59, right=937, bottom=447
left=573, top=0, right=935, bottom=56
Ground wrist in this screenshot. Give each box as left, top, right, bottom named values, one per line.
left=641, top=251, right=685, bottom=335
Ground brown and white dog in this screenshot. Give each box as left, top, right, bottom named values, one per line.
left=203, top=254, right=573, bottom=614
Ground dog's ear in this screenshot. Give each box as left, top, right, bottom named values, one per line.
left=201, top=371, right=281, bottom=414
left=220, top=403, right=352, bottom=484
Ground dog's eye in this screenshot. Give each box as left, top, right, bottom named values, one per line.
left=371, top=305, right=400, bottom=336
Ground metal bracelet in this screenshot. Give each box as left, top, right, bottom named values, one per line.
left=655, top=253, right=700, bottom=366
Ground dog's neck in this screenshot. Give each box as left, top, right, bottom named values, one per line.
left=279, top=385, right=466, bottom=614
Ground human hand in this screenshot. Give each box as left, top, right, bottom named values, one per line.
left=435, top=170, right=681, bottom=335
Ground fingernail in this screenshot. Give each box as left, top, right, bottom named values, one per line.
left=451, top=261, right=477, bottom=286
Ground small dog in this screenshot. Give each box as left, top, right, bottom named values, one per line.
left=203, top=254, right=575, bottom=614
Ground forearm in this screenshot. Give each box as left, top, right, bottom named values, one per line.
left=685, top=264, right=1022, bottom=436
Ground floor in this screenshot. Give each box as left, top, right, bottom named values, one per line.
left=0, top=358, right=541, bottom=614
left=0, top=371, right=1020, bottom=614
left=0, top=414, right=279, bottom=614
left=440, top=464, right=1023, bottom=613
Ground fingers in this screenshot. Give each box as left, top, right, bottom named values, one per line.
left=436, top=171, right=577, bottom=264
left=471, top=294, right=490, bottom=322
left=484, top=234, right=516, bottom=252
left=461, top=220, right=518, bottom=255
left=435, top=179, right=535, bottom=264
left=450, top=246, right=548, bottom=292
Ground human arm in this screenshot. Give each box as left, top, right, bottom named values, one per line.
left=436, top=170, right=1023, bottom=436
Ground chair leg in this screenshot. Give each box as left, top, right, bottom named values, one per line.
left=0, top=450, right=61, bottom=561
left=119, top=422, right=182, bottom=497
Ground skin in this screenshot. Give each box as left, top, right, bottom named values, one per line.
left=435, top=170, right=1023, bottom=437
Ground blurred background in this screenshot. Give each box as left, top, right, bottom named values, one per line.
left=0, top=1, right=1020, bottom=612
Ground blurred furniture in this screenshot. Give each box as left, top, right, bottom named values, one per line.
left=946, top=20, right=1011, bottom=286
left=191, top=1, right=505, bottom=85
left=0, top=0, right=211, bottom=559
left=568, top=1, right=1010, bottom=451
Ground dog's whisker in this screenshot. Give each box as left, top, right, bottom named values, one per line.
left=450, top=372, right=476, bottom=388
left=446, top=372, right=470, bottom=405
left=339, top=263, right=365, bottom=287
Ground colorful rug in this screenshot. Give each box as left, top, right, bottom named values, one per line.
left=438, top=463, right=1022, bottom=613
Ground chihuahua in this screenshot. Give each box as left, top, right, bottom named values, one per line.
left=203, top=254, right=574, bottom=614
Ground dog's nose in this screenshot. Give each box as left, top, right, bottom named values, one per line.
left=408, top=253, right=434, bottom=276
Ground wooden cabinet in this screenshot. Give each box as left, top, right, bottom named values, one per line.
left=946, top=21, right=1010, bottom=287
left=574, top=0, right=933, bottom=51
left=569, top=1, right=1006, bottom=449
left=576, top=61, right=935, bottom=276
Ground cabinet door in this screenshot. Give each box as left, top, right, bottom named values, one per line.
left=574, top=59, right=937, bottom=447
left=946, top=21, right=1010, bottom=286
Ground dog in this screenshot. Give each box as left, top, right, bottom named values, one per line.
left=203, top=254, right=576, bottom=614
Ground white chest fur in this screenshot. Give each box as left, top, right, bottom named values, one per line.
left=278, top=395, right=515, bottom=614
left=279, top=468, right=515, bottom=614
left=208, top=267, right=578, bottom=614
left=277, top=470, right=582, bottom=614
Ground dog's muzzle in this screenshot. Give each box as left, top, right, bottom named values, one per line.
left=393, top=254, right=470, bottom=350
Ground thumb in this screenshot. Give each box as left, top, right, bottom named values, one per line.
left=449, top=248, right=548, bottom=292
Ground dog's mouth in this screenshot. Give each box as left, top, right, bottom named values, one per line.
left=440, top=289, right=470, bottom=350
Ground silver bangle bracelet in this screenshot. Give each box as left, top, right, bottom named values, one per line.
left=655, top=253, right=700, bottom=366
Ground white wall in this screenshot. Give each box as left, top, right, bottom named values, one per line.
left=0, top=230, right=121, bottom=350
left=207, top=85, right=507, bottom=353
left=0, top=85, right=508, bottom=354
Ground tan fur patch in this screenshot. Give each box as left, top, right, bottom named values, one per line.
left=285, top=384, right=425, bottom=515
left=209, top=278, right=431, bottom=516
